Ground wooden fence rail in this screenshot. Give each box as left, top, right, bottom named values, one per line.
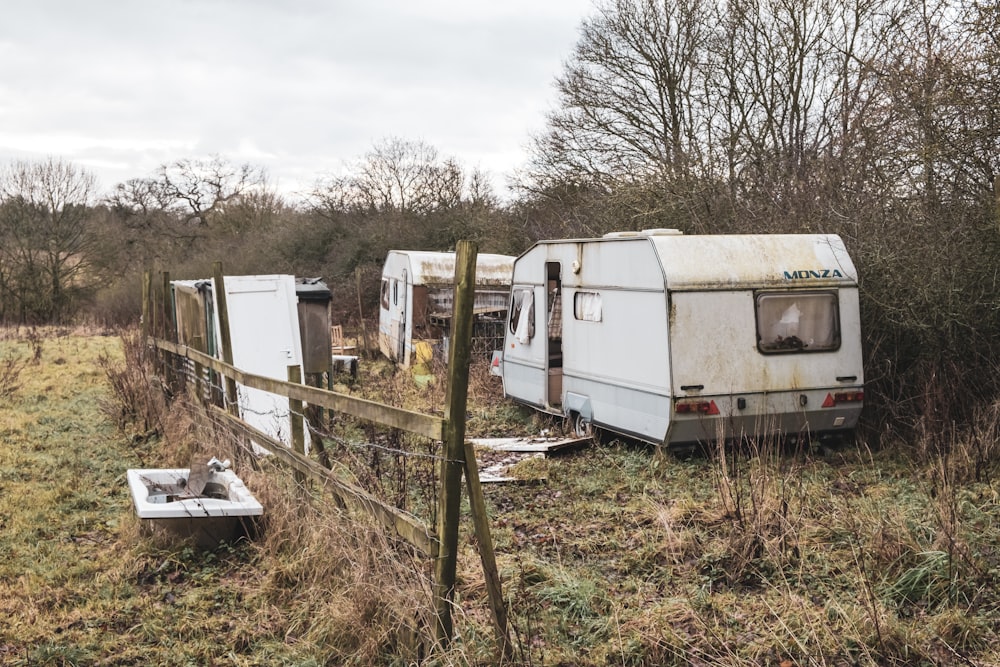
left=150, top=336, right=442, bottom=557
left=207, top=403, right=439, bottom=558
left=150, top=337, right=444, bottom=441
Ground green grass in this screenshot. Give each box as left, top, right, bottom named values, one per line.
left=2, top=329, right=999, bottom=665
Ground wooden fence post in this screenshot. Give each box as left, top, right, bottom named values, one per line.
left=434, top=240, right=477, bottom=647
left=305, top=372, right=332, bottom=469
left=288, top=365, right=306, bottom=486
left=161, top=271, right=176, bottom=390
left=212, top=262, right=240, bottom=418
left=141, top=270, right=152, bottom=340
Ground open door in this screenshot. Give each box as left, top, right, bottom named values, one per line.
left=398, top=268, right=408, bottom=365
left=502, top=282, right=549, bottom=409
left=214, top=275, right=310, bottom=454
left=545, top=262, right=563, bottom=406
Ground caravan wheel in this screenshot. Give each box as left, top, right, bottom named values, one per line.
left=572, top=412, right=593, bottom=438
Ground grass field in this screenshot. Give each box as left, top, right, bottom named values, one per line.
left=1, top=329, right=999, bottom=665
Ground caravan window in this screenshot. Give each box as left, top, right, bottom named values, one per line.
left=573, top=291, right=603, bottom=322
left=380, top=279, right=390, bottom=309
left=509, top=287, right=535, bottom=343
left=756, top=291, right=840, bottom=353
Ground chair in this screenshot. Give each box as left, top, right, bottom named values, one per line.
left=331, top=325, right=357, bottom=355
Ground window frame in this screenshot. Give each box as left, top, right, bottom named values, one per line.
left=508, top=286, right=535, bottom=340
left=572, top=290, right=603, bottom=322
left=380, top=279, right=390, bottom=310
left=754, top=290, right=841, bottom=354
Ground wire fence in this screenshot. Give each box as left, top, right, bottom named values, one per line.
left=154, top=340, right=446, bottom=550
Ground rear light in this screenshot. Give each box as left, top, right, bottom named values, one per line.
left=822, top=391, right=864, bottom=407
left=675, top=400, right=720, bottom=415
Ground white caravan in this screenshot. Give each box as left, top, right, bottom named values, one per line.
left=498, top=230, right=864, bottom=448
left=378, top=250, right=515, bottom=368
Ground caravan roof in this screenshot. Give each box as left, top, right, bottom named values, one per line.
left=387, top=250, right=514, bottom=287
left=651, top=234, right=857, bottom=289
left=532, top=233, right=857, bottom=290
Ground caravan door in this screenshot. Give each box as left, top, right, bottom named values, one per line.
left=215, top=275, right=309, bottom=453
left=501, top=284, right=550, bottom=410
left=398, top=268, right=408, bottom=365
left=378, top=268, right=409, bottom=366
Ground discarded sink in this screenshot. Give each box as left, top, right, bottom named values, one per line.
left=126, top=458, right=263, bottom=547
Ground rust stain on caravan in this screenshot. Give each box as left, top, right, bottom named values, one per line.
left=651, top=235, right=857, bottom=290
left=410, top=253, right=514, bottom=288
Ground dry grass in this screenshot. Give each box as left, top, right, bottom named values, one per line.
left=3, top=328, right=1000, bottom=665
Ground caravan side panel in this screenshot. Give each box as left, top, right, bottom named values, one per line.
left=561, top=286, right=671, bottom=442
left=503, top=239, right=674, bottom=442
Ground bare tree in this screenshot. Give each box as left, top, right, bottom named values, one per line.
left=528, top=0, right=713, bottom=189
left=316, top=138, right=468, bottom=216
left=523, top=0, right=917, bottom=231
left=0, top=158, right=98, bottom=322
left=156, top=155, right=267, bottom=226
left=104, top=156, right=272, bottom=270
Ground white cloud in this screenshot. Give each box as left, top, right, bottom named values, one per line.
left=0, top=0, right=593, bottom=200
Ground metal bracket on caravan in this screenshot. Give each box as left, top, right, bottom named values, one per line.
left=564, top=393, right=592, bottom=421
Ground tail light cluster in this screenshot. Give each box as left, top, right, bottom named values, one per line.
left=675, top=392, right=862, bottom=414
left=822, top=391, right=864, bottom=408
left=675, top=400, right=720, bottom=415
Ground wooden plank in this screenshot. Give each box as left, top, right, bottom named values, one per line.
left=211, top=263, right=240, bottom=417
left=288, top=365, right=306, bottom=486
left=469, top=436, right=591, bottom=454
left=463, top=439, right=512, bottom=659
left=475, top=448, right=548, bottom=485
left=150, top=338, right=444, bottom=441
left=161, top=271, right=176, bottom=390
left=207, top=405, right=438, bottom=558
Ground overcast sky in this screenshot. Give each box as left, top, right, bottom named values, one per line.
left=0, top=0, right=595, bottom=200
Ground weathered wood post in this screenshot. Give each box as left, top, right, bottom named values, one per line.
left=161, top=271, right=176, bottom=391
left=212, top=262, right=240, bottom=418
left=434, top=240, right=477, bottom=647
left=288, top=365, right=306, bottom=486
left=463, top=440, right=513, bottom=658
left=304, top=372, right=332, bottom=469
left=141, top=270, right=152, bottom=341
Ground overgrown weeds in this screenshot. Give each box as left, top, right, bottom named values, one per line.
left=97, top=328, right=166, bottom=439
left=710, top=430, right=805, bottom=586
left=0, top=351, right=27, bottom=399
left=6, top=330, right=1000, bottom=665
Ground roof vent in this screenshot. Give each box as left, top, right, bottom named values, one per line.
left=602, top=231, right=642, bottom=239
left=641, top=228, right=683, bottom=236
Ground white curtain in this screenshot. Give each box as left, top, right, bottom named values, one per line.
left=515, top=289, right=534, bottom=344
left=574, top=291, right=603, bottom=322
